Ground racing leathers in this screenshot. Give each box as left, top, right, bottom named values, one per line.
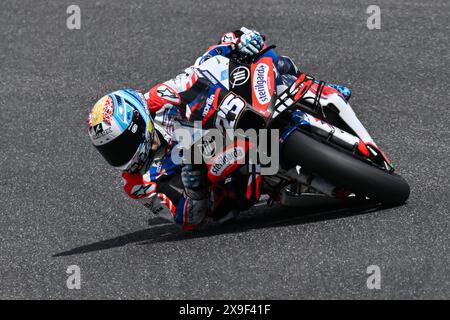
left=122, top=28, right=353, bottom=231
left=122, top=28, right=272, bottom=231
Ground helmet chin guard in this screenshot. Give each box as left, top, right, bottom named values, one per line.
left=121, top=128, right=155, bottom=173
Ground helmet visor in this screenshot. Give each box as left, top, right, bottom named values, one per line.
left=95, top=113, right=145, bottom=167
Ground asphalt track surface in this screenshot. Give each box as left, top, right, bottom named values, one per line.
left=0, top=0, right=449, bottom=299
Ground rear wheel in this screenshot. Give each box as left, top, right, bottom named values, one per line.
left=282, top=130, right=410, bottom=205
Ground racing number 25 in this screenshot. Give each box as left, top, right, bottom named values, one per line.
left=215, top=93, right=246, bottom=131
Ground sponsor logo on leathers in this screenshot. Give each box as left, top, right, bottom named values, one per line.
left=156, top=85, right=180, bottom=104
left=202, top=94, right=215, bottom=117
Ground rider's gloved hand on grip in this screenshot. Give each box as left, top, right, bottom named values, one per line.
left=237, top=27, right=264, bottom=56
left=181, top=164, right=207, bottom=200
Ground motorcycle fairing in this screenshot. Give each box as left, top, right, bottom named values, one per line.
left=196, top=54, right=277, bottom=118
left=197, top=55, right=231, bottom=90
left=250, top=56, right=276, bottom=118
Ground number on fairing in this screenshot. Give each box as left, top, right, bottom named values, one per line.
left=215, top=93, right=246, bottom=130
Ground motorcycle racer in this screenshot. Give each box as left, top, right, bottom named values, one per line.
left=88, top=28, right=272, bottom=231
left=88, top=27, right=356, bottom=231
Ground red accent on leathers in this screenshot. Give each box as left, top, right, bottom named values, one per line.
left=146, top=84, right=181, bottom=114
left=122, top=172, right=157, bottom=199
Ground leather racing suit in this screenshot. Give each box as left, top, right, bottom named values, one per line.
left=122, top=29, right=352, bottom=231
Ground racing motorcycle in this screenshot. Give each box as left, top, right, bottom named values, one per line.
left=175, top=45, right=410, bottom=220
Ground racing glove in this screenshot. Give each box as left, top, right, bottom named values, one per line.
left=181, top=164, right=207, bottom=200
left=237, top=27, right=264, bottom=56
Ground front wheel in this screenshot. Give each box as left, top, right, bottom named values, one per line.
left=282, top=130, right=410, bottom=206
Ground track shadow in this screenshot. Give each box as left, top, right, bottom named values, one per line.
left=53, top=197, right=386, bottom=257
